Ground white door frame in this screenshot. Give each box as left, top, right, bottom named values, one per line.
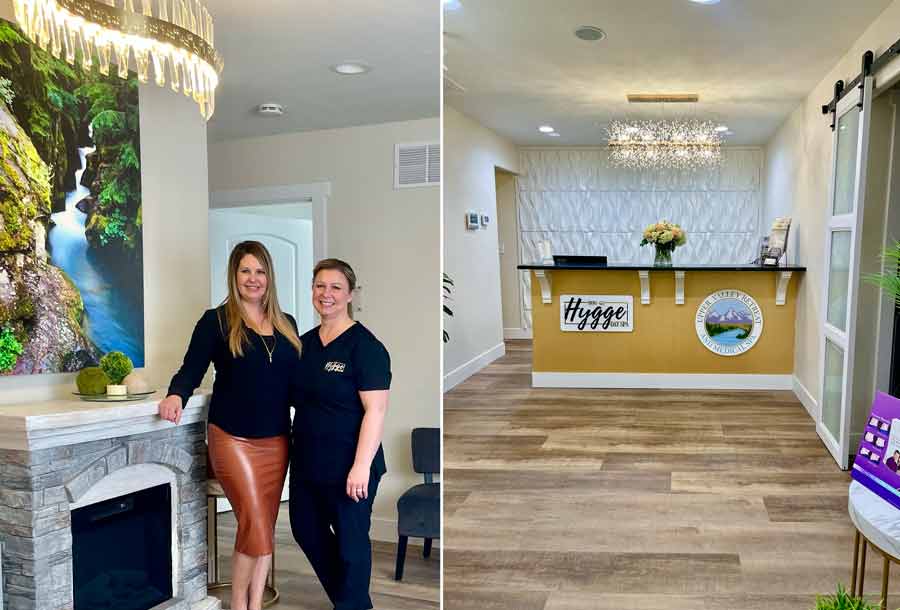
left=209, top=181, right=330, bottom=264
left=817, top=77, right=874, bottom=468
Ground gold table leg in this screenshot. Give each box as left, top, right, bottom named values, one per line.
left=853, top=530, right=861, bottom=597
left=881, top=554, right=890, bottom=610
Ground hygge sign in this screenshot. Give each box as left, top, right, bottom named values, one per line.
left=560, top=295, right=633, bottom=332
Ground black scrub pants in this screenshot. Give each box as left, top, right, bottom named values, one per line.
left=289, top=472, right=380, bottom=610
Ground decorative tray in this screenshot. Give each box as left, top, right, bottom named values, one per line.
left=73, top=391, right=157, bottom=402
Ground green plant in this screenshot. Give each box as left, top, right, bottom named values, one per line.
left=864, top=241, right=900, bottom=303
left=0, top=76, right=14, bottom=106
left=443, top=273, right=454, bottom=343
left=99, top=351, right=133, bottom=385
left=812, top=584, right=879, bottom=610
left=76, top=367, right=111, bottom=394
left=0, top=326, right=23, bottom=372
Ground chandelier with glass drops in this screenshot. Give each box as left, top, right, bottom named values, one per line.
left=12, top=0, right=223, bottom=120
left=606, top=119, right=722, bottom=170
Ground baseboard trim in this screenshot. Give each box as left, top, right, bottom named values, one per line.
left=532, top=372, right=794, bottom=390
left=371, top=516, right=439, bottom=548
left=503, top=328, right=533, bottom=340
left=444, top=342, right=506, bottom=392
left=792, top=375, right=818, bottom=421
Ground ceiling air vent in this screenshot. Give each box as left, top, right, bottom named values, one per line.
left=395, top=142, right=440, bottom=188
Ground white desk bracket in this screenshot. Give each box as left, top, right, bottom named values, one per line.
left=534, top=270, right=552, bottom=304
left=638, top=270, right=651, bottom=305
left=776, top=271, right=793, bottom=306
left=674, top=271, right=686, bottom=305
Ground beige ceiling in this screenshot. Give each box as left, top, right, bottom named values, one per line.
left=206, top=0, right=440, bottom=142
left=443, top=0, right=894, bottom=146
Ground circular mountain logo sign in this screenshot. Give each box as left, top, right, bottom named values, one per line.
left=695, top=289, right=763, bottom=356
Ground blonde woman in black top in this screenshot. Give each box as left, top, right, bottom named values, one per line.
left=158, top=241, right=301, bottom=610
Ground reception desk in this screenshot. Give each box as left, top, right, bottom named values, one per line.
left=519, top=264, right=806, bottom=389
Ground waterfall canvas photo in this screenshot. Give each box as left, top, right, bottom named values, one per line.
left=0, top=18, right=143, bottom=375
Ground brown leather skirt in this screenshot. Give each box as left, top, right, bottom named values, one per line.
left=207, top=423, right=289, bottom=557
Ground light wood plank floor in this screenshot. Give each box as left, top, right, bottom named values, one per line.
left=443, top=340, right=893, bottom=610
left=214, top=504, right=439, bottom=609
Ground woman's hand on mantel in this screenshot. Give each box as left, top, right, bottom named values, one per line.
left=158, top=394, right=183, bottom=424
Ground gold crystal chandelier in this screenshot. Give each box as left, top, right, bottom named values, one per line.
left=12, top=0, right=223, bottom=119
left=607, top=119, right=722, bottom=170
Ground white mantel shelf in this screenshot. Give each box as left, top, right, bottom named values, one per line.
left=0, top=390, right=211, bottom=451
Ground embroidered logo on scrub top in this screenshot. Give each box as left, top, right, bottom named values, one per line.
left=324, top=361, right=346, bottom=373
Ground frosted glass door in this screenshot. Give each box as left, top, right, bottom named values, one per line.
left=817, top=77, right=873, bottom=468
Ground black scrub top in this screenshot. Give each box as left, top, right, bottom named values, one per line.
left=167, top=307, right=300, bottom=438
left=291, top=322, right=391, bottom=484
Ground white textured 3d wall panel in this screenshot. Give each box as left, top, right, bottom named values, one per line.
left=517, top=147, right=764, bottom=328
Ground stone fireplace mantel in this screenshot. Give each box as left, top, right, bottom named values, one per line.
left=0, top=391, right=220, bottom=610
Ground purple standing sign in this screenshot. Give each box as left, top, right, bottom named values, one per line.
left=851, top=391, right=900, bottom=510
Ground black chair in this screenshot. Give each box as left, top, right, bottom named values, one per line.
left=395, top=427, right=440, bottom=581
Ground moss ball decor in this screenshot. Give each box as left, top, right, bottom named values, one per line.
left=76, top=367, right=111, bottom=395
left=99, top=351, right=133, bottom=385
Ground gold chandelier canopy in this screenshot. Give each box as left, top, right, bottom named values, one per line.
left=12, top=0, right=223, bottom=119
left=607, top=119, right=722, bottom=171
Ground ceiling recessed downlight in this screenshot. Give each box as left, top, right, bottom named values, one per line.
left=689, top=0, right=721, bottom=4
left=538, top=125, right=555, bottom=133
left=715, top=125, right=729, bottom=132
left=574, top=26, right=606, bottom=41
left=257, top=103, right=285, bottom=117
left=331, top=62, right=372, bottom=75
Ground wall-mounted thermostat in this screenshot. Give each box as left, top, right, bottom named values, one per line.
left=480, top=214, right=491, bottom=228
left=466, top=211, right=480, bottom=230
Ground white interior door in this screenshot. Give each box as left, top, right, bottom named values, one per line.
left=208, top=208, right=315, bottom=507
left=209, top=209, right=316, bottom=333
left=817, top=76, right=874, bottom=468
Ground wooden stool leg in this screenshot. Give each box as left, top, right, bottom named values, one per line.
left=881, top=554, right=889, bottom=610
left=207, top=497, right=218, bottom=584
left=861, top=539, right=868, bottom=596
left=852, top=530, right=861, bottom=596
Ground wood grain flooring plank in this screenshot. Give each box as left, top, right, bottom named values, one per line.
left=443, top=341, right=881, bottom=607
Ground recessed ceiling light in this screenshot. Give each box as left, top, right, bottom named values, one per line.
left=547, top=132, right=561, bottom=137
left=538, top=125, right=555, bottom=133
left=715, top=125, right=728, bottom=132
left=574, top=26, right=606, bottom=41
left=257, top=103, right=285, bottom=117
left=689, top=0, right=720, bottom=4
left=330, top=62, right=372, bottom=75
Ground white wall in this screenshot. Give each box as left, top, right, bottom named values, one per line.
left=764, top=0, right=900, bottom=410
left=0, top=38, right=210, bottom=404
left=443, top=105, right=519, bottom=390
left=207, top=118, right=440, bottom=540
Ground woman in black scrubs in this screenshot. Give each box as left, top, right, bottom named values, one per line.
left=290, top=258, right=390, bottom=610
left=158, top=241, right=301, bottom=610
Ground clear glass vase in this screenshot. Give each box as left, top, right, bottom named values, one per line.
left=654, top=247, right=673, bottom=267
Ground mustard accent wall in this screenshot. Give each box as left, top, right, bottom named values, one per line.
left=531, top=270, right=800, bottom=374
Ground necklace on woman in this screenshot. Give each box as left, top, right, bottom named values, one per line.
left=258, top=333, right=276, bottom=363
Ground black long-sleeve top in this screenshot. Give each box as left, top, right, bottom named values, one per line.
left=167, top=307, right=300, bottom=438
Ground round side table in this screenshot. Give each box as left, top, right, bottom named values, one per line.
left=848, top=480, right=900, bottom=610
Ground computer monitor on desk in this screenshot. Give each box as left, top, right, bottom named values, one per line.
left=552, top=255, right=608, bottom=267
